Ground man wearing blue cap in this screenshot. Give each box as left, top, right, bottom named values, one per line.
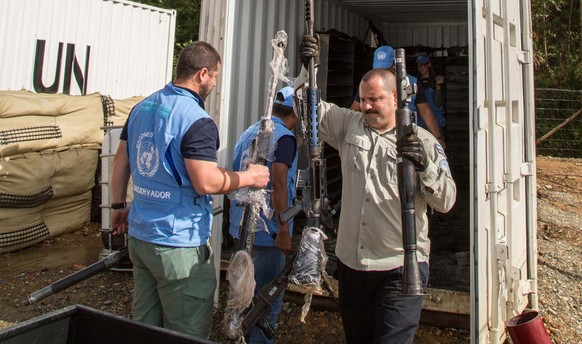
left=416, top=54, right=446, bottom=137
left=229, top=86, right=298, bottom=344
left=351, top=46, right=446, bottom=148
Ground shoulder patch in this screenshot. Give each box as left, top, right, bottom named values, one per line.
left=435, top=143, right=446, bottom=157
left=439, top=158, right=452, bottom=178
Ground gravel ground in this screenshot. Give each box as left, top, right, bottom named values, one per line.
left=0, top=156, right=580, bottom=343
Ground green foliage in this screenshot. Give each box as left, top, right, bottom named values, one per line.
left=132, top=0, right=200, bottom=73
left=531, top=0, right=582, bottom=88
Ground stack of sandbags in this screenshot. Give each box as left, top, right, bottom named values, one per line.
left=0, top=91, right=103, bottom=253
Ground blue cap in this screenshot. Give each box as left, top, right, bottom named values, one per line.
left=274, top=86, right=294, bottom=108
left=372, top=46, right=395, bottom=69
left=416, top=55, right=430, bottom=65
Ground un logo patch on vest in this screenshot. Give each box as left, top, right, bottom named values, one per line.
left=136, top=132, right=160, bottom=177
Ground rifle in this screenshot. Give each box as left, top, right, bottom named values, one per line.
left=28, top=207, right=223, bottom=305
left=28, top=247, right=128, bottom=305
left=276, top=0, right=337, bottom=322
left=238, top=255, right=295, bottom=339
left=279, top=0, right=324, bottom=231
left=394, top=49, right=427, bottom=296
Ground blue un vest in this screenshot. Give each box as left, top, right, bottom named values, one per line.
left=127, top=83, right=213, bottom=247
left=228, top=117, right=298, bottom=247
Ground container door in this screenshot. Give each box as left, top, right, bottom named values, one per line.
left=470, top=0, right=538, bottom=343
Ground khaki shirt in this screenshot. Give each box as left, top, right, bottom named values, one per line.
left=319, top=101, right=456, bottom=271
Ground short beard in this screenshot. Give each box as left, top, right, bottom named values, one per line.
left=199, top=84, right=211, bottom=100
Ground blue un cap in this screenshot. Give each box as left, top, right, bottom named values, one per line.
left=274, top=86, right=294, bottom=108
left=373, top=46, right=395, bottom=69
left=416, top=55, right=430, bottom=65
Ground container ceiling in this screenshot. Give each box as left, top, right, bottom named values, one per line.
left=337, top=0, right=468, bottom=24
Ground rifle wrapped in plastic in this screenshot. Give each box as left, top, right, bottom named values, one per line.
left=223, top=30, right=290, bottom=343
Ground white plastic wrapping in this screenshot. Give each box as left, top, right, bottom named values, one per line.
left=289, top=226, right=329, bottom=287
left=223, top=250, right=256, bottom=341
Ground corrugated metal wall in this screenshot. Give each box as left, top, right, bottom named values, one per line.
left=0, top=0, right=176, bottom=98
left=200, top=0, right=367, bottom=167
left=382, top=22, right=469, bottom=49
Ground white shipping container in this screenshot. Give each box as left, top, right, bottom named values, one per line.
left=0, top=0, right=176, bottom=98
left=200, top=1, right=537, bottom=343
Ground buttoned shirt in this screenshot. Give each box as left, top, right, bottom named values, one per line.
left=319, top=101, right=456, bottom=271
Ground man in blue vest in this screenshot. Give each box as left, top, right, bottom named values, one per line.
left=109, top=41, right=270, bottom=339
left=229, top=85, right=298, bottom=344
left=351, top=46, right=446, bottom=148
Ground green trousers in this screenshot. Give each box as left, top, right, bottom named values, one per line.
left=128, top=236, right=217, bottom=339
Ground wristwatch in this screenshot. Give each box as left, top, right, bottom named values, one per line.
left=111, top=202, right=126, bottom=209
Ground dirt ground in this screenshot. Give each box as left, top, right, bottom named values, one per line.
left=0, top=156, right=580, bottom=343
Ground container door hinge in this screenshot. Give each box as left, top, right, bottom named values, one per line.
left=517, top=50, right=531, bottom=64
left=520, top=162, right=534, bottom=176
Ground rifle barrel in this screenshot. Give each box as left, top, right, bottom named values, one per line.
left=28, top=248, right=127, bottom=304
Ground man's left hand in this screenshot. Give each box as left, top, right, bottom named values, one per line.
left=299, top=34, right=319, bottom=67
left=397, top=133, right=429, bottom=171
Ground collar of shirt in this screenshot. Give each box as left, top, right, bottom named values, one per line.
left=362, top=118, right=396, bottom=138
left=173, top=84, right=205, bottom=111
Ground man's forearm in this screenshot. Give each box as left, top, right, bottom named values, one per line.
left=185, top=159, right=262, bottom=195
left=110, top=141, right=131, bottom=203
left=417, top=103, right=441, bottom=138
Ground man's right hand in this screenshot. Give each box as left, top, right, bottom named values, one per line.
left=299, top=34, right=319, bottom=67
left=111, top=208, right=129, bottom=235
left=247, top=163, right=270, bottom=188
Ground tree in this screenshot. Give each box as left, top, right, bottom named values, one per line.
left=531, top=0, right=582, bottom=88
left=132, top=0, right=201, bottom=66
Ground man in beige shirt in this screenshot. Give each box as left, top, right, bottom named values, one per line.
left=299, top=36, right=456, bottom=344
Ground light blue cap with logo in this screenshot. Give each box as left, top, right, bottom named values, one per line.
left=373, top=45, right=395, bottom=69
left=274, top=86, right=294, bottom=108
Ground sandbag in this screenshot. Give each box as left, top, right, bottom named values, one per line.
left=43, top=190, right=92, bottom=237
left=0, top=91, right=103, bottom=155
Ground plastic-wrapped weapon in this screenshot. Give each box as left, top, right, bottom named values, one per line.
left=224, top=30, right=289, bottom=343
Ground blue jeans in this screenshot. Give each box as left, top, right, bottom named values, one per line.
left=247, top=245, right=286, bottom=344
left=337, top=260, right=429, bottom=344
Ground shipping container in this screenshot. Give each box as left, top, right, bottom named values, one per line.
left=0, top=0, right=176, bottom=98
left=199, top=1, right=537, bottom=343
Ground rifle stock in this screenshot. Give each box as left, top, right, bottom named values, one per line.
left=394, top=49, right=426, bottom=296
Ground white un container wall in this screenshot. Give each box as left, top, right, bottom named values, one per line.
left=0, top=0, right=176, bottom=98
